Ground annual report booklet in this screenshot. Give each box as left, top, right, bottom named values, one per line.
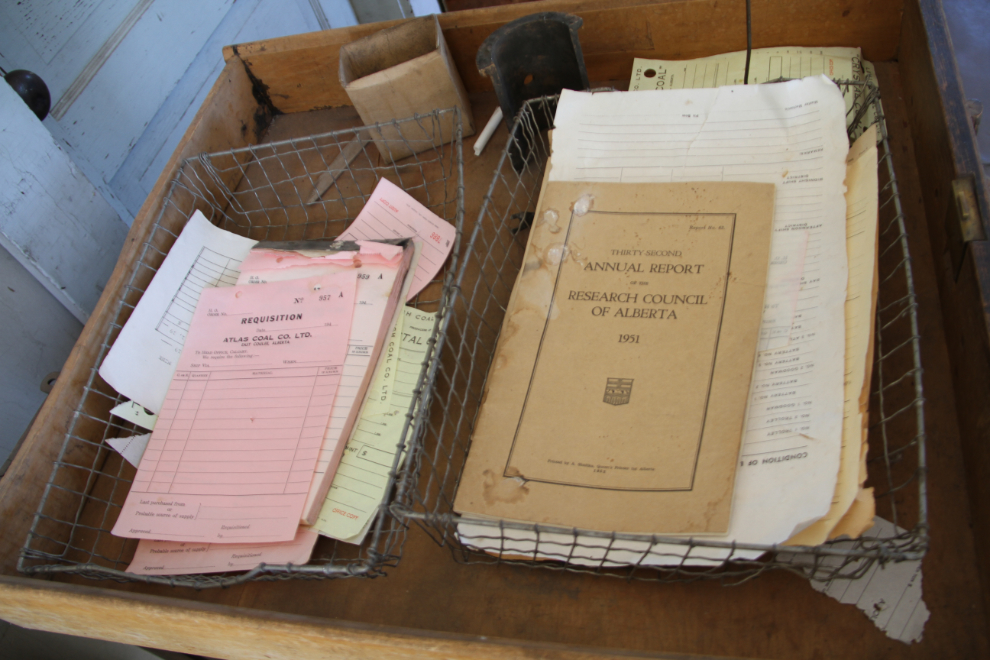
left=540, top=78, right=850, bottom=555
left=454, top=180, right=775, bottom=534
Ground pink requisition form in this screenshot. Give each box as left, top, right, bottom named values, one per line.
left=338, top=178, right=455, bottom=301
left=112, top=272, right=357, bottom=544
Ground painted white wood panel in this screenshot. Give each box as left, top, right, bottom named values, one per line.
left=0, top=81, right=127, bottom=322
left=108, top=0, right=265, bottom=217
left=110, top=0, right=358, bottom=219
left=0, top=244, right=83, bottom=463
left=409, top=0, right=442, bottom=17
left=43, top=0, right=232, bottom=190
left=0, top=0, right=140, bottom=101
left=4, top=0, right=103, bottom=63
left=320, top=0, right=358, bottom=26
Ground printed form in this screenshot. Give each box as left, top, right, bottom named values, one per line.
left=338, top=178, right=456, bottom=300
left=629, top=46, right=883, bottom=142
left=127, top=526, right=319, bottom=576
left=235, top=241, right=411, bottom=523
left=99, top=211, right=258, bottom=413
left=314, top=306, right=436, bottom=543
left=112, top=272, right=356, bottom=544
left=551, top=78, right=849, bottom=550
left=362, top=306, right=404, bottom=416
left=787, top=125, right=879, bottom=546
left=108, top=433, right=151, bottom=468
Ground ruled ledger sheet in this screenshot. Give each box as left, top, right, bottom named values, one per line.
left=112, top=272, right=356, bottom=544
left=550, top=77, right=849, bottom=551
left=99, top=211, right=257, bottom=413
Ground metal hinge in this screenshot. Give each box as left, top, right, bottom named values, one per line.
left=948, top=174, right=986, bottom=278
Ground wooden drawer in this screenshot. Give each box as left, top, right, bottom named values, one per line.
left=1, top=0, right=988, bottom=657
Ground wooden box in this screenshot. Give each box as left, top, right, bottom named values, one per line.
left=1, top=1, right=988, bottom=658
left=340, top=15, right=476, bottom=162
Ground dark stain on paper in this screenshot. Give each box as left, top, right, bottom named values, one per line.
left=482, top=469, right=529, bottom=505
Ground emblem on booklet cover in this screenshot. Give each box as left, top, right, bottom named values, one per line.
left=603, top=377, right=634, bottom=406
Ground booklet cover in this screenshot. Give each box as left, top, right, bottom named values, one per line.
left=454, top=181, right=775, bottom=534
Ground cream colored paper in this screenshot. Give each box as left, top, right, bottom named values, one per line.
left=629, top=46, right=882, bottom=140
left=787, top=125, right=879, bottom=545
left=99, top=211, right=258, bottom=413
left=507, top=209, right=752, bottom=491
left=459, top=124, right=876, bottom=563
left=110, top=401, right=158, bottom=431
left=314, top=306, right=436, bottom=542
left=454, top=181, right=775, bottom=534
left=363, top=308, right=405, bottom=416
left=550, top=79, right=849, bottom=546
left=631, top=46, right=858, bottom=88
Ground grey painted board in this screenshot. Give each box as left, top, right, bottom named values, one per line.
left=0, top=619, right=173, bottom=660
left=0, top=244, right=82, bottom=465
left=942, top=0, right=990, bottom=164
left=41, top=0, right=232, bottom=189
left=0, top=81, right=127, bottom=322
left=0, top=0, right=141, bottom=100
left=110, top=0, right=359, bottom=219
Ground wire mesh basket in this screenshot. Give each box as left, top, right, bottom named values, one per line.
left=391, top=82, right=929, bottom=583
left=19, top=108, right=464, bottom=587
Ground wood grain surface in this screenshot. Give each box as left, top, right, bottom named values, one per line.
left=0, top=57, right=264, bottom=579
left=222, top=0, right=904, bottom=115
left=1, top=1, right=989, bottom=658
left=898, top=0, right=990, bottom=623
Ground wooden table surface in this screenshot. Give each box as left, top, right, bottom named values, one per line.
left=0, top=62, right=987, bottom=660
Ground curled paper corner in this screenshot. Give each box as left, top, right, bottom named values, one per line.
left=809, top=517, right=929, bottom=644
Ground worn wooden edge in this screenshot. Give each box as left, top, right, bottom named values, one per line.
left=220, top=0, right=902, bottom=115
left=897, top=0, right=990, bottom=628
left=219, top=0, right=673, bottom=62
left=0, top=576, right=734, bottom=660
left=0, top=56, right=265, bottom=577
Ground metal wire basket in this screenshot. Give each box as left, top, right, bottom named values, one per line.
left=391, top=82, right=928, bottom=583
left=19, top=108, right=464, bottom=587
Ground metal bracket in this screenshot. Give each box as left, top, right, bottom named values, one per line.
left=476, top=12, right=589, bottom=174
left=948, top=174, right=986, bottom=278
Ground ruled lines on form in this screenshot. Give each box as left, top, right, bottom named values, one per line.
left=112, top=272, right=356, bottom=544
left=338, top=178, right=455, bottom=300
left=155, top=246, right=243, bottom=346
left=550, top=80, right=849, bottom=546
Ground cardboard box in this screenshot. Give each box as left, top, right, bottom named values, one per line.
left=339, top=16, right=475, bottom=163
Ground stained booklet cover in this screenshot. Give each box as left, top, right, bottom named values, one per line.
left=454, top=181, right=775, bottom=534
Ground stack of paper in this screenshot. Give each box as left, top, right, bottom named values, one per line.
left=629, top=46, right=883, bottom=141
left=234, top=239, right=415, bottom=523
left=111, top=270, right=359, bottom=544
left=456, top=69, right=882, bottom=565
left=100, top=178, right=455, bottom=576
left=312, top=305, right=437, bottom=544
